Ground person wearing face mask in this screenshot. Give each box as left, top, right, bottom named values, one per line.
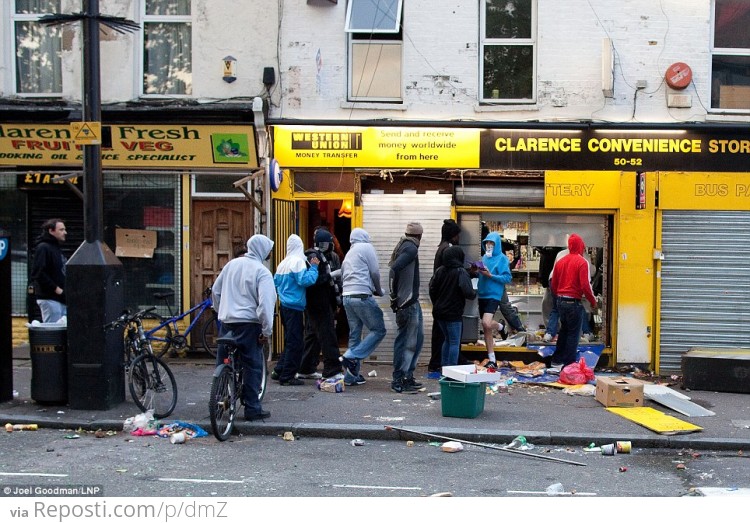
left=476, top=231, right=513, bottom=369
left=297, top=227, right=344, bottom=380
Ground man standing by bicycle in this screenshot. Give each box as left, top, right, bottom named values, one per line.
left=212, top=234, right=277, bottom=421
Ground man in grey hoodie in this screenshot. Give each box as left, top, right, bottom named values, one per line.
left=339, top=228, right=386, bottom=386
left=212, top=234, right=277, bottom=421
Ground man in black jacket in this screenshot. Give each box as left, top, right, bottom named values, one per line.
left=297, top=228, right=343, bottom=380
left=30, top=219, right=67, bottom=322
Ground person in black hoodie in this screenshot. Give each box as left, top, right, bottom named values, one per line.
left=428, top=219, right=462, bottom=376
left=429, top=246, right=476, bottom=369
left=297, top=228, right=343, bottom=380
left=30, top=218, right=68, bottom=322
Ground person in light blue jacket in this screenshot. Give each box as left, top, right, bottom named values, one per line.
left=476, top=231, right=512, bottom=368
left=272, top=234, right=319, bottom=386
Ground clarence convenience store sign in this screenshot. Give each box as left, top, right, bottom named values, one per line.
left=0, top=124, right=257, bottom=169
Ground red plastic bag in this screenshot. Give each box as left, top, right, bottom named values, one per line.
left=559, top=359, right=595, bottom=385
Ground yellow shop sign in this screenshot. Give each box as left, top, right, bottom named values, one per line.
left=0, top=124, right=257, bottom=168
left=273, top=126, right=480, bottom=168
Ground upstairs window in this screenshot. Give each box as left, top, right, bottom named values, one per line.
left=345, top=0, right=403, bottom=102
left=480, top=0, right=536, bottom=103
left=711, top=0, right=750, bottom=110
left=142, top=0, right=192, bottom=95
left=13, top=0, right=63, bottom=95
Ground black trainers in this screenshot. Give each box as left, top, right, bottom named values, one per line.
left=340, top=356, right=357, bottom=375
left=485, top=360, right=498, bottom=370
left=404, top=377, right=423, bottom=390
left=280, top=378, right=304, bottom=386
left=270, top=370, right=280, bottom=381
left=391, top=379, right=418, bottom=394
left=245, top=409, right=270, bottom=421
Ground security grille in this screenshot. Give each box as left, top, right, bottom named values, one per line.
left=658, top=210, right=750, bottom=374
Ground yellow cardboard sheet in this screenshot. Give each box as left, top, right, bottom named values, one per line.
left=606, top=407, right=703, bottom=435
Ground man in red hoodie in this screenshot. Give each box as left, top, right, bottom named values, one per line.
left=549, top=234, right=598, bottom=372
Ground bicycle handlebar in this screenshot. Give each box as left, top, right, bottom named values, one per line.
left=103, top=306, right=157, bottom=330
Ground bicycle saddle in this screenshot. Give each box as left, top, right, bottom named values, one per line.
left=154, top=291, right=175, bottom=299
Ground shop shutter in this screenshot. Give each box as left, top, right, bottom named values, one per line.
left=361, top=192, right=452, bottom=364
left=658, top=210, right=750, bottom=375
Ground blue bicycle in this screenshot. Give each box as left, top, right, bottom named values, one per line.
left=144, top=287, right=220, bottom=359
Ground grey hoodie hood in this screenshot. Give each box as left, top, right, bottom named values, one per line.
left=246, top=234, right=274, bottom=262
left=349, top=228, right=371, bottom=245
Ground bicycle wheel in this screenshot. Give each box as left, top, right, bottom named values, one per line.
left=129, top=353, right=178, bottom=419
left=209, top=365, right=236, bottom=441
left=200, top=311, right=220, bottom=358
left=142, top=312, right=172, bottom=358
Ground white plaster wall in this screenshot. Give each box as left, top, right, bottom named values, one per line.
left=278, top=0, right=715, bottom=123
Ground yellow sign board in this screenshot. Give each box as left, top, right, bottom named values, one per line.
left=606, top=407, right=703, bottom=435
left=658, top=171, right=750, bottom=210
left=70, top=122, right=101, bottom=145
left=0, top=124, right=257, bottom=169
left=273, top=125, right=480, bottom=168
left=544, top=170, right=621, bottom=209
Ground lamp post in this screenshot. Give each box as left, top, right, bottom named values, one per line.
left=41, top=1, right=138, bottom=410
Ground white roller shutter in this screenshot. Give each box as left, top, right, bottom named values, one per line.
left=658, top=210, right=750, bottom=375
left=361, top=192, right=453, bottom=364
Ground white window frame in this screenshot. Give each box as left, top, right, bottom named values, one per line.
left=9, top=0, right=63, bottom=97
left=191, top=174, right=249, bottom=199
left=479, top=0, right=537, bottom=104
left=139, top=0, right=192, bottom=98
left=709, top=0, right=750, bottom=112
left=345, top=0, right=403, bottom=102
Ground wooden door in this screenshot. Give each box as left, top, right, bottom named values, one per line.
left=191, top=201, right=254, bottom=307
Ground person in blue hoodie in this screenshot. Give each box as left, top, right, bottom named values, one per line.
left=476, top=231, right=513, bottom=369
left=272, top=234, right=319, bottom=386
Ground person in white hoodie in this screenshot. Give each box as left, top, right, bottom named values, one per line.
left=272, top=234, right=319, bottom=386
left=212, top=234, right=277, bottom=421
left=339, top=228, right=387, bottom=386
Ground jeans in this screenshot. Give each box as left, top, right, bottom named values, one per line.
left=273, top=306, right=305, bottom=382
left=392, top=302, right=424, bottom=382
left=546, top=300, right=590, bottom=338
left=342, top=295, right=386, bottom=363
left=37, top=299, right=66, bottom=323
left=436, top=319, right=462, bottom=368
left=554, top=299, right=584, bottom=366
left=217, top=322, right=264, bottom=417
left=300, top=305, right=342, bottom=378
left=428, top=322, right=443, bottom=372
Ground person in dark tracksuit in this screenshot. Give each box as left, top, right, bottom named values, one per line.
left=428, top=219, right=461, bottom=376
left=429, top=246, right=476, bottom=368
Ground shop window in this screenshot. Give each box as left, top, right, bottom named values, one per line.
left=192, top=174, right=247, bottom=198
left=480, top=0, right=536, bottom=103
left=0, top=176, right=27, bottom=315
left=711, top=0, right=750, bottom=110
left=345, top=0, right=403, bottom=102
left=142, top=0, right=192, bottom=96
left=104, top=173, right=181, bottom=316
left=12, top=0, right=63, bottom=95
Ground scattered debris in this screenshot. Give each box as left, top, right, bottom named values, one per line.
left=545, top=483, right=564, bottom=495
left=350, top=439, right=365, bottom=446
left=676, top=463, right=686, bottom=470
left=282, top=431, right=295, bottom=441
left=368, top=370, right=377, bottom=377
left=643, top=384, right=715, bottom=417
left=406, top=440, right=414, bottom=447
left=619, top=466, right=628, bottom=472
left=430, top=492, right=453, bottom=497
left=440, top=441, right=463, bottom=453
left=605, top=406, right=703, bottom=435
left=601, top=444, right=615, bottom=456
left=5, top=423, right=38, bottom=432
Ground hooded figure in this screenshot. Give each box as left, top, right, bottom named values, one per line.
left=212, top=234, right=277, bottom=337
left=477, top=231, right=512, bottom=300
left=272, top=234, right=320, bottom=386
left=548, top=233, right=598, bottom=369
left=341, top=228, right=384, bottom=297
left=430, top=246, right=476, bottom=322
left=212, top=234, right=277, bottom=420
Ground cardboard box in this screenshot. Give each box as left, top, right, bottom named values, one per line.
left=595, top=376, right=643, bottom=408
left=115, top=229, right=157, bottom=258
left=441, top=364, right=504, bottom=384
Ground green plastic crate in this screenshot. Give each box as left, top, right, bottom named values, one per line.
left=439, top=378, right=486, bottom=419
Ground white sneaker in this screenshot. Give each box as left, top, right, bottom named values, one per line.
left=295, top=372, right=323, bottom=379
left=547, top=363, right=563, bottom=375
left=543, top=333, right=553, bottom=343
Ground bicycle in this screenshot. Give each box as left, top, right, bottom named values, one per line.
left=104, top=307, right=178, bottom=419
left=209, top=334, right=270, bottom=441
left=144, top=287, right=221, bottom=359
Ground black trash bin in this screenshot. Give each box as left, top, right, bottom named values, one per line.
left=28, top=325, right=68, bottom=404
